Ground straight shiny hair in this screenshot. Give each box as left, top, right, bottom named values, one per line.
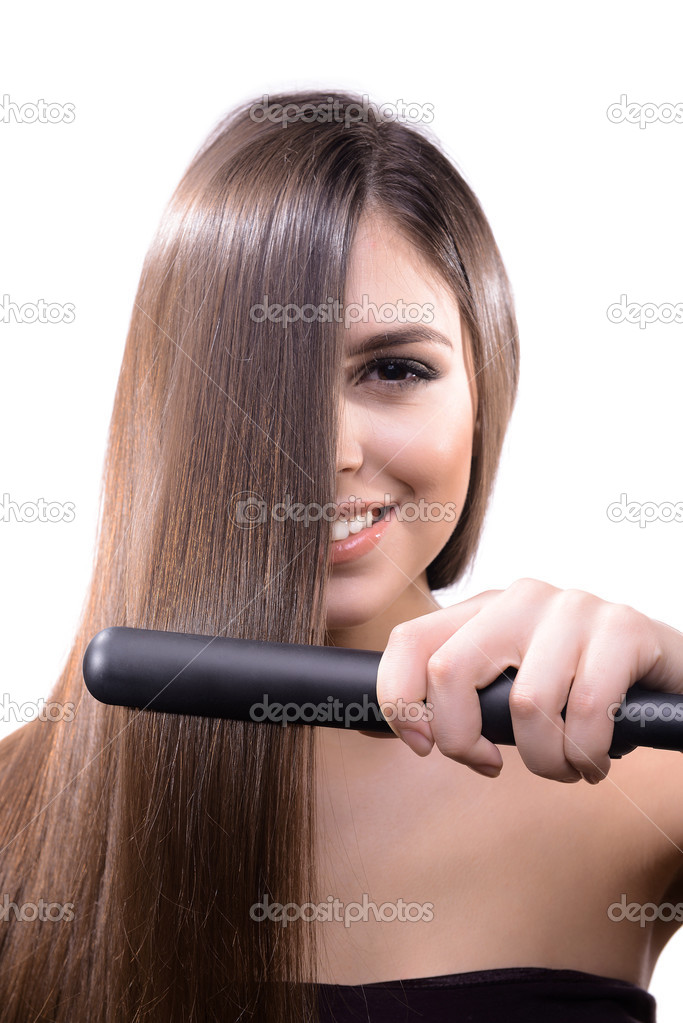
left=0, top=89, right=518, bottom=1021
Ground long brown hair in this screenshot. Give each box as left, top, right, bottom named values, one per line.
left=0, top=90, right=518, bottom=1021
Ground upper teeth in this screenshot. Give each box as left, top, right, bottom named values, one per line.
left=332, top=509, right=382, bottom=542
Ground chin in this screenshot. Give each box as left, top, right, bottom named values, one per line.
left=325, top=607, right=373, bottom=632
left=324, top=588, right=373, bottom=629
left=325, top=586, right=393, bottom=631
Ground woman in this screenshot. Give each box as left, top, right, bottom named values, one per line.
left=0, top=89, right=680, bottom=1022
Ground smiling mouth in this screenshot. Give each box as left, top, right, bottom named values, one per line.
left=331, top=505, right=393, bottom=542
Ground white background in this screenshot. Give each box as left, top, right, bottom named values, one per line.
left=1, top=0, right=681, bottom=1015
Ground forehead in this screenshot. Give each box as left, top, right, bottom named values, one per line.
left=347, top=212, right=431, bottom=274
left=342, top=212, right=463, bottom=348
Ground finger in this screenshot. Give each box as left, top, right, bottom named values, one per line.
left=625, top=614, right=683, bottom=692
left=415, top=585, right=555, bottom=773
left=422, top=609, right=527, bottom=774
left=505, top=618, right=584, bottom=782
left=375, top=591, right=502, bottom=755
left=563, top=637, right=640, bottom=784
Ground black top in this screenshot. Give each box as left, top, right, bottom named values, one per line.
left=314, top=966, right=657, bottom=1022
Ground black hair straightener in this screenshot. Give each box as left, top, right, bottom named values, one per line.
left=82, top=626, right=683, bottom=759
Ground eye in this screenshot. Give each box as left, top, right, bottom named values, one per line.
left=357, top=357, right=440, bottom=390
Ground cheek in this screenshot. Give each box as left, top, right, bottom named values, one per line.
left=387, top=405, right=474, bottom=511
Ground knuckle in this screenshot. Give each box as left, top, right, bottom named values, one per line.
left=376, top=659, right=401, bottom=707
left=376, top=676, right=402, bottom=710
left=508, top=686, right=539, bottom=720
left=568, top=684, right=601, bottom=720
left=388, top=620, right=419, bottom=646
left=601, top=601, right=643, bottom=640
left=385, top=621, right=427, bottom=661
left=509, top=576, right=543, bottom=596
left=426, top=652, right=453, bottom=687
left=559, top=587, right=595, bottom=613
left=507, top=577, right=556, bottom=604
left=378, top=624, right=419, bottom=692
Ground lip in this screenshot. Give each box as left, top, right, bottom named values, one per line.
left=330, top=505, right=395, bottom=566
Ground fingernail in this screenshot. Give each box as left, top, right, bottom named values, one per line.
left=401, top=729, right=433, bottom=756
left=473, top=763, right=502, bottom=778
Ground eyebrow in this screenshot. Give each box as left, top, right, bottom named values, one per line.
left=347, top=325, right=453, bottom=358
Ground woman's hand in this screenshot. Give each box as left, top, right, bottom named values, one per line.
left=375, top=578, right=683, bottom=784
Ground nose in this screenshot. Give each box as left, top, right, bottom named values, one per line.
left=336, top=394, right=364, bottom=476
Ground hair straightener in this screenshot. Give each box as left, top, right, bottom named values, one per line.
left=82, top=626, right=683, bottom=759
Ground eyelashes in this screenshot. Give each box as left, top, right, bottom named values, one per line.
left=356, top=357, right=441, bottom=391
